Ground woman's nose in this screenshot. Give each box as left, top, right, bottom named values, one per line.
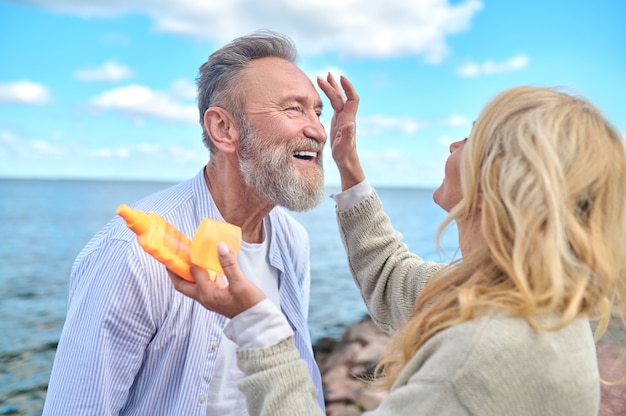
left=450, top=139, right=465, bottom=153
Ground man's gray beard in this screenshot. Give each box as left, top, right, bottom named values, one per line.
left=239, top=128, right=325, bottom=212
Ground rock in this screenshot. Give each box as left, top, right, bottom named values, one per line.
left=326, top=405, right=363, bottom=416
left=314, top=316, right=390, bottom=414
left=354, top=342, right=386, bottom=365
left=313, top=336, right=338, bottom=369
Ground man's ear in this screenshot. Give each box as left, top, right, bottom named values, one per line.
left=203, top=107, right=240, bottom=153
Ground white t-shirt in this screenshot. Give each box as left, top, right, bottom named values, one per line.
left=206, top=217, right=280, bottom=416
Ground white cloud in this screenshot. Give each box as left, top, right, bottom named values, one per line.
left=16, top=0, right=483, bottom=62
left=170, top=145, right=201, bottom=162
left=457, top=54, right=529, bottom=77
left=438, top=135, right=457, bottom=146
left=169, top=79, right=197, bottom=100
left=30, top=140, right=66, bottom=156
left=0, top=130, right=70, bottom=160
left=438, top=115, right=470, bottom=127
left=355, top=147, right=445, bottom=188
left=0, top=130, right=19, bottom=143
left=138, top=143, right=160, bottom=154
left=305, top=66, right=345, bottom=84
left=360, top=115, right=427, bottom=136
left=75, top=60, right=133, bottom=82
left=88, top=147, right=131, bottom=158
left=89, top=84, right=198, bottom=123
left=0, top=81, right=52, bottom=104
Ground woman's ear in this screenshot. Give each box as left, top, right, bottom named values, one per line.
left=203, top=107, right=240, bottom=153
left=475, top=192, right=483, bottom=210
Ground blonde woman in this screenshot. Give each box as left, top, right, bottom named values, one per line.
left=170, top=76, right=626, bottom=415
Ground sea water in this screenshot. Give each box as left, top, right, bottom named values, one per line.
left=0, top=178, right=457, bottom=415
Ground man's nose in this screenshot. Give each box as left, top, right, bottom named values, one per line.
left=303, top=117, right=327, bottom=144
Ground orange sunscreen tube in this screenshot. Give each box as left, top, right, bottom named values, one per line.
left=116, top=204, right=242, bottom=283
left=116, top=204, right=194, bottom=282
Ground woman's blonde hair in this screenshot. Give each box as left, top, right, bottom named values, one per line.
left=376, top=86, right=626, bottom=388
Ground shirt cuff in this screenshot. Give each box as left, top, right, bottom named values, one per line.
left=330, top=179, right=373, bottom=212
left=224, top=298, right=294, bottom=349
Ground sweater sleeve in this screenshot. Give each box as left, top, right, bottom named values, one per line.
left=235, top=337, right=324, bottom=416
left=234, top=337, right=469, bottom=416
left=336, top=191, right=447, bottom=333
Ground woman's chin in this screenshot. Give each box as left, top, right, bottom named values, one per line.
left=432, top=188, right=457, bottom=213
left=432, top=187, right=443, bottom=208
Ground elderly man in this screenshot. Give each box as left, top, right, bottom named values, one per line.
left=43, top=30, right=328, bottom=415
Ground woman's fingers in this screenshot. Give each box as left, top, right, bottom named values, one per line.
left=216, top=242, right=266, bottom=313
left=317, top=76, right=344, bottom=112
left=168, top=244, right=266, bottom=318
left=215, top=242, right=243, bottom=280
left=339, top=76, right=359, bottom=113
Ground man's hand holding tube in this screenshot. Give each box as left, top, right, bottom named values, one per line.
left=168, top=242, right=266, bottom=319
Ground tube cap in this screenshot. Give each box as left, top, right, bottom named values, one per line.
left=116, top=204, right=151, bottom=234
left=191, top=218, right=242, bottom=274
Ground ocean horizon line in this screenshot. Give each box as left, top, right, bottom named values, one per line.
left=0, top=175, right=438, bottom=192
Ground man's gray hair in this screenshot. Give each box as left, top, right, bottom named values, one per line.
left=196, top=30, right=298, bottom=152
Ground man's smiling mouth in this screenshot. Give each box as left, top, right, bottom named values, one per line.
left=293, top=151, right=317, bottom=161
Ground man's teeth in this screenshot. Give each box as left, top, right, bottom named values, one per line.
left=293, top=151, right=316, bottom=159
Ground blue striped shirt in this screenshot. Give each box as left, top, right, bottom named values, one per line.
left=42, top=168, right=324, bottom=415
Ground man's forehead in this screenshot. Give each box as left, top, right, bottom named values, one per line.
left=242, top=57, right=322, bottom=104
left=245, top=59, right=311, bottom=87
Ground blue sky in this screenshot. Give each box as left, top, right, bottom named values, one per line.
left=1, top=0, right=624, bottom=188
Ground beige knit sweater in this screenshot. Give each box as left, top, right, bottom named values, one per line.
left=235, top=192, right=600, bottom=416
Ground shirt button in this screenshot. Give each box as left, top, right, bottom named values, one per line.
left=199, top=395, right=206, bottom=404
left=211, top=341, right=219, bottom=349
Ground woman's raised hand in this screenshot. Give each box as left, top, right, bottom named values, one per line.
left=317, top=73, right=365, bottom=190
